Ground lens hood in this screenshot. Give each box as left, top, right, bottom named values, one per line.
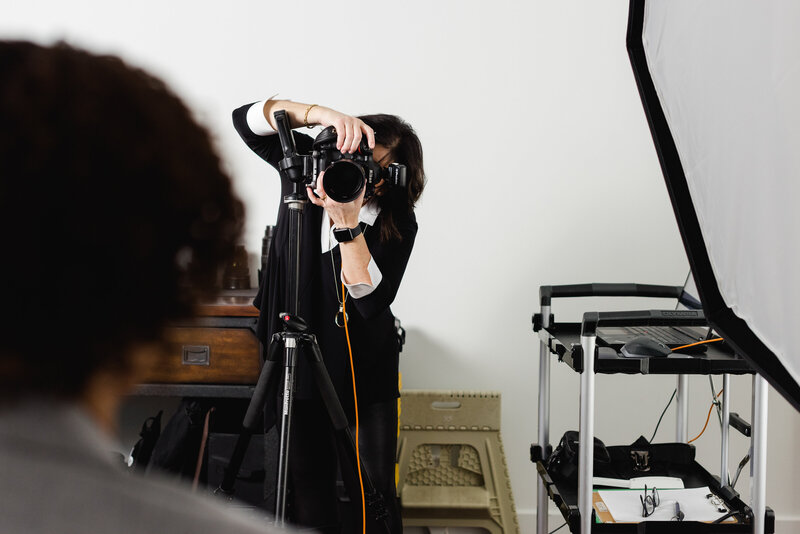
left=323, top=160, right=365, bottom=203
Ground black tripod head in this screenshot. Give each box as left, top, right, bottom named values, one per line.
left=279, top=312, right=308, bottom=333
left=274, top=109, right=311, bottom=188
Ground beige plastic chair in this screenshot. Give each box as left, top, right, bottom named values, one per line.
left=396, top=390, right=519, bottom=534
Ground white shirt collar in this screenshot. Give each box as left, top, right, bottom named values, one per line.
left=360, top=199, right=381, bottom=226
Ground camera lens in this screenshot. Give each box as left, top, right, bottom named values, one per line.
left=324, top=160, right=365, bottom=203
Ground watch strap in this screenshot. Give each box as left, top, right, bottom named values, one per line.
left=333, top=223, right=363, bottom=243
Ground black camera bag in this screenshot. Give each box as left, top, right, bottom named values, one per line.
left=545, top=430, right=612, bottom=482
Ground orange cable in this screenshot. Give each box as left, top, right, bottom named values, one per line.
left=687, top=388, right=724, bottom=444
left=672, top=337, right=724, bottom=352
left=342, top=282, right=366, bottom=534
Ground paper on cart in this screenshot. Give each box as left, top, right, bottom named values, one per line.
left=594, top=476, right=684, bottom=489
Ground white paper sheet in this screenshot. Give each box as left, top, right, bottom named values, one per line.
left=594, top=476, right=684, bottom=489
left=595, top=486, right=735, bottom=523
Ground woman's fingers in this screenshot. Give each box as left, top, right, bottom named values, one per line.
left=317, top=170, right=326, bottom=194
left=317, top=107, right=375, bottom=152
left=306, top=186, right=325, bottom=206
left=335, top=118, right=351, bottom=152
left=363, top=124, right=375, bottom=149
left=345, top=121, right=359, bottom=153
left=334, top=118, right=346, bottom=151
left=333, top=117, right=373, bottom=153
left=307, top=171, right=327, bottom=206
left=353, top=119, right=374, bottom=151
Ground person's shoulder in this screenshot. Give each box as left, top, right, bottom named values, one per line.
left=396, top=207, right=418, bottom=234
left=0, top=452, right=286, bottom=534
left=0, top=403, right=286, bottom=534
left=120, top=473, right=283, bottom=533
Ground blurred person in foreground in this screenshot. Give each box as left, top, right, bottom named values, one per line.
left=0, top=40, right=290, bottom=534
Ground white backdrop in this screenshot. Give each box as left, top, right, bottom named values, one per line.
left=4, top=1, right=799, bottom=530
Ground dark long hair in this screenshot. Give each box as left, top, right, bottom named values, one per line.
left=359, top=114, right=425, bottom=242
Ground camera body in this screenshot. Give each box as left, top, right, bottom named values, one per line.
left=309, top=126, right=407, bottom=203
left=273, top=111, right=407, bottom=204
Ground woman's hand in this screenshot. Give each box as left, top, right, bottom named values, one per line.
left=311, top=106, right=375, bottom=154
left=306, top=170, right=366, bottom=228
left=308, top=171, right=373, bottom=287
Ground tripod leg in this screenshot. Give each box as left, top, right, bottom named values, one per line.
left=275, top=335, right=299, bottom=527
left=303, top=335, right=392, bottom=534
left=216, top=334, right=282, bottom=496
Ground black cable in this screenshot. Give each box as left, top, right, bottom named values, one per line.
left=548, top=522, right=567, bottom=534
left=708, top=376, right=724, bottom=428
left=711, top=509, right=739, bottom=524
left=649, top=388, right=677, bottom=443
left=731, top=454, right=750, bottom=489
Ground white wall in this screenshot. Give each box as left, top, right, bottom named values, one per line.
left=4, top=0, right=799, bottom=529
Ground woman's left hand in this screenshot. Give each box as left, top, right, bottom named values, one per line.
left=306, top=170, right=366, bottom=228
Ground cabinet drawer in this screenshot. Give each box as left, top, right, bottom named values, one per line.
left=141, top=327, right=260, bottom=384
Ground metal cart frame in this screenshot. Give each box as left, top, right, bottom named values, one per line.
left=533, top=284, right=770, bottom=534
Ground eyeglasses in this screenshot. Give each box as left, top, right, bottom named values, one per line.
left=671, top=501, right=685, bottom=521
left=640, top=485, right=660, bottom=518
left=706, top=493, right=728, bottom=514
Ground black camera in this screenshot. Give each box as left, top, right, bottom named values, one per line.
left=274, top=111, right=407, bottom=204
left=309, top=126, right=407, bottom=203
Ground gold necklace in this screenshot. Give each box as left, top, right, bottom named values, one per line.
left=330, top=248, right=347, bottom=328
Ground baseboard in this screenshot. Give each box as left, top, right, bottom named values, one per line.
left=404, top=510, right=800, bottom=533
left=776, top=516, right=800, bottom=533
left=402, top=510, right=563, bottom=533
left=517, top=509, right=566, bottom=533
left=517, top=510, right=800, bottom=534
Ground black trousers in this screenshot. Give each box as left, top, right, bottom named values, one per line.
left=288, top=397, right=402, bottom=534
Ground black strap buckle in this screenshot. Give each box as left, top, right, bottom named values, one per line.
left=631, top=450, right=651, bottom=472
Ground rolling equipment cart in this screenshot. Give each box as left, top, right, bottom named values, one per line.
left=531, top=283, right=773, bottom=534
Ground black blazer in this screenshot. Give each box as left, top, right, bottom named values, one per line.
left=232, top=104, right=418, bottom=419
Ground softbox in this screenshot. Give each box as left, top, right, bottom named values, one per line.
left=627, top=0, right=800, bottom=412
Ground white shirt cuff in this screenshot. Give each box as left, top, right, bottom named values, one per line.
left=246, top=99, right=277, bottom=136
left=341, top=257, right=383, bottom=299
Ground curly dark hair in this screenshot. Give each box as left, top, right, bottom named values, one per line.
left=0, top=41, right=244, bottom=399
left=358, top=114, right=425, bottom=242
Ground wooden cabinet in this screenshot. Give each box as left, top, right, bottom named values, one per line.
left=139, top=291, right=260, bottom=386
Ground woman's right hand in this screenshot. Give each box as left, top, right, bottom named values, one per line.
left=311, top=106, right=375, bottom=154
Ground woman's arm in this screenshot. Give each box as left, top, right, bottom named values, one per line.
left=262, top=99, right=375, bottom=153
left=306, top=171, right=373, bottom=285
left=233, top=97, right=375, bottom=166
left=345, top=211, right=418, bottom=320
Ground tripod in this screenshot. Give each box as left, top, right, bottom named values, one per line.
left=215, top=110, right=391, bottom=533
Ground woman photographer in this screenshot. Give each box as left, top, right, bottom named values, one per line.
left=232, top=98, right=425, bottom=534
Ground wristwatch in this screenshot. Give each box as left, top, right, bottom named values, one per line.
left=333, top=224, right=363, bottom=243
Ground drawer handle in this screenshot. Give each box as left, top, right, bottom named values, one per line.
left=182, top=345, right=210, bottom=365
